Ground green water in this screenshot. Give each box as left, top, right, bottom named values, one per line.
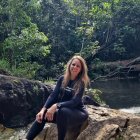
left=93, top=78, right=140, bottom=109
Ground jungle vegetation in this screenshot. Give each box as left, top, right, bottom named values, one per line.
left=0, top=0, right=139, bottom=80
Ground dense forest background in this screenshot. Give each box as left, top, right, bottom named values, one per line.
left=0, top=0, right=140, bottom=80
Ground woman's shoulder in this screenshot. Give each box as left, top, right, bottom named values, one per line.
left=57, top=75, right=64, bottom=82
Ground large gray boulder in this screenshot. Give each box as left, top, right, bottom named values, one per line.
left=0, top=74, right=51, bottom=128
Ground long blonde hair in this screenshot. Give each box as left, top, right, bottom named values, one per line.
left=62, top=55, right=90, bottom=92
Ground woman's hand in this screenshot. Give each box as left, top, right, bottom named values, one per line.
left=36, top=107, right=46, bottom=123
left=45, top=104, right=57, bottom=121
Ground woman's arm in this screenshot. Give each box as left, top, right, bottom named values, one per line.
left=43, top=76, right=63, bottom=109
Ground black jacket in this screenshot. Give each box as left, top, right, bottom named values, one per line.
left=44, top=76, right=85, bottom=109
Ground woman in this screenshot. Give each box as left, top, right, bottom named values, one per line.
left=26, top=55, right=90, bottom=140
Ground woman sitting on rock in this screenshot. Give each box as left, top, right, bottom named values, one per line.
left=26, top=55, right=90, bottom=140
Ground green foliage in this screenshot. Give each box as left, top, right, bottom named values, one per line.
left=44, top=79, right=56, bottom=85
left=80, top=41, right=100, bottom=58
left=0, top=59, right=42, bottom=79
left=33, top=84, right=39, bottom=94
left=3, top=23, right=49, bottom=62
left=11, top=62, right=42, bottom=79
left=113, top=45, right=126, bottom=55
left=0, top=59, right=11, bottom=73
left=89, top=57, right=125, bottom=79
left=87, top=88, right=105, bottom=104
left=0, top=0, right=139, bottom=80
left=0, top=0, right=51, bottom=79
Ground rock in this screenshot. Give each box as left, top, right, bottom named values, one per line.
left=34, top=118, right=88, bottom=140
left=77, top=106, right=140, bottom=140
left=0, top=74, right=99, bottom=128
left=0, top=74, right=51, bottom=128
left=82, top=95, right=100, bottom=106
left=34, top=106, right=140, bottom=140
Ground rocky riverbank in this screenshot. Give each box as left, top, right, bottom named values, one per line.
left=1, top=74, right=140, bottom=140
left=1, top=106, right=140, bottom=140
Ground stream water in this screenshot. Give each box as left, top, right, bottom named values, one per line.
left=92, top=78, right=140, bottom=113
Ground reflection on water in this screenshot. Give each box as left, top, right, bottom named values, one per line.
left=92, top=78, right=140, bottom=110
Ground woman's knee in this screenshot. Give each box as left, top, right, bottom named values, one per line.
left=57, top=107, right=70, bottom=117
left=83, top=111, right=88, bottom=120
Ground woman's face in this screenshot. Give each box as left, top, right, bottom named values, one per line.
left=70, top=58, right=82, bottom=79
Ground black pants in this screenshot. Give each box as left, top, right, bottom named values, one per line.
left=26, top=107, right=88, bottom=140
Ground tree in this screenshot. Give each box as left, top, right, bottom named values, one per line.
left=0, top=0, right=50, bottom=78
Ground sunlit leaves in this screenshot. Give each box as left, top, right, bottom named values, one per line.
left=80, top=41, right=100, bottom=58
left=113, top=43, right=126, bottom=55
left=40, top=45, right=51, bottom=56
left=3, top=23, right=49, bottom=60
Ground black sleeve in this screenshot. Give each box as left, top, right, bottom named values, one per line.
left=58, top=82, right=85, bottom=108
left=43, top=76, right=63, bottom=108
